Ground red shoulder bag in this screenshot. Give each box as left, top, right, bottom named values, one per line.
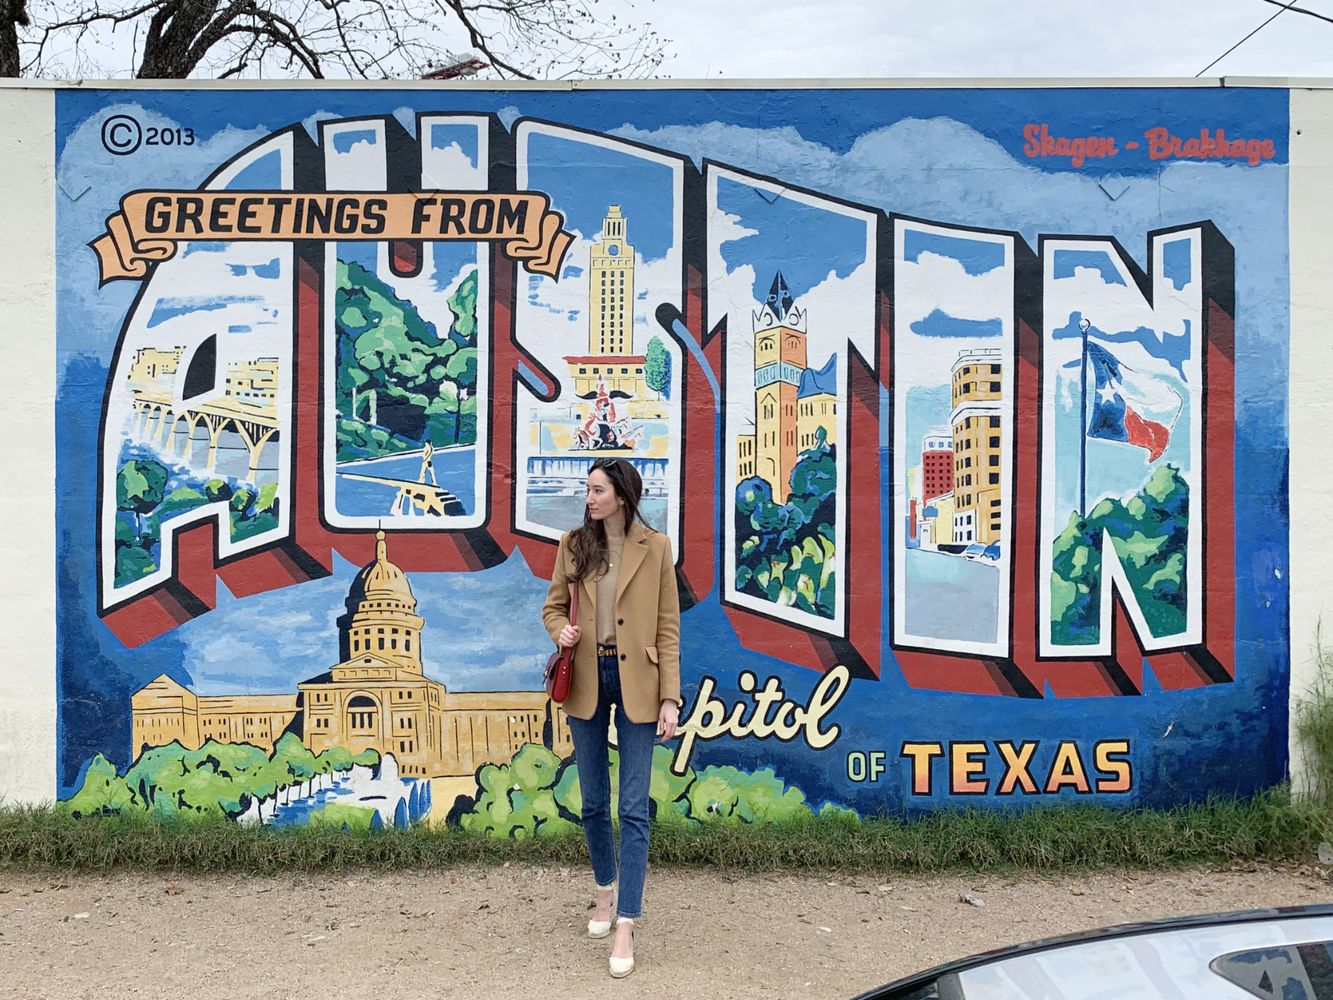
left=544, top=585, right=579, bottom=703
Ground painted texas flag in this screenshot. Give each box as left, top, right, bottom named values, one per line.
left=1085, top=342, right=1179, bottom=462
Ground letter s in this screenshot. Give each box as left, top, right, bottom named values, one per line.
left=1023, top=123, right=1041, bottom=158
left=1094, top=739, right=1132, bottom=793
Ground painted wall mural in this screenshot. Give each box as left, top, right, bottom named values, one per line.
left=53, top=85, right=1288, bottom=828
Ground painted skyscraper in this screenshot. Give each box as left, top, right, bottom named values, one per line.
left=950, top=348, right=1004, bottom=545
left=588, top=205, right=636, bottom=356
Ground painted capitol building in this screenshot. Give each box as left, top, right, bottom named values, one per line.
left=131, top=533, right=572, bottom=777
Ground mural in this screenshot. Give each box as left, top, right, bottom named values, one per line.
left=50, top=85, right=1289, bottom=827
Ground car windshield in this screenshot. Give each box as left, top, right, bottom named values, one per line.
left=867, top=918, right=1333, bottom=1000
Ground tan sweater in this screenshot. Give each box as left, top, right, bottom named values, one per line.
left=595, top=515, right=626, bottom=645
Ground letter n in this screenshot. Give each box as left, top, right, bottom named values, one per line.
left=1032, top=224, right=1234, bottom=694
left=888, top=217, right=1037, bottom=696
left=710, top=163, right=884, bottom=678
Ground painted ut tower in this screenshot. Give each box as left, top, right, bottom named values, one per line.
left=588, top=206, right=636, bottom=355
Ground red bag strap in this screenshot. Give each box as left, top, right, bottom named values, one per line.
left=569, top=583, right=580, bottom=626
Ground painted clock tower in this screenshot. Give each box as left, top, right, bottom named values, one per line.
left=587, top=205, right=637, bottom=356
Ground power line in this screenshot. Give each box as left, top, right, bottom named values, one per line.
left=1195, top=0, right=1300, bottom=77
left=1259, top=0, right=1333, bottom=26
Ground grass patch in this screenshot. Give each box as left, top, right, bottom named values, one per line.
left=654, top=790, right=1327, bottom=873
left=1, top=787, right=1327, bottom=875
left=1294, top=631, right=1333, bottom=808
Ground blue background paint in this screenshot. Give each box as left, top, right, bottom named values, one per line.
left=54, top=86, right=1289, bottom=815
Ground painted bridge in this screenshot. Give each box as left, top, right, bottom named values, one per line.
left=129, top=389, right=278, bottom=481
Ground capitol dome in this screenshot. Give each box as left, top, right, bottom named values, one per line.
left=345, top=530, right=416, bottom=611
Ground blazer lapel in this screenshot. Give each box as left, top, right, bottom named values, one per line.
left=614, top=522, right=650, bottom=607
left=580, top=566, right=596, bottom=612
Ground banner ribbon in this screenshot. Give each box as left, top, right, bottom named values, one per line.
left=91, top=190, right=574, bottom=282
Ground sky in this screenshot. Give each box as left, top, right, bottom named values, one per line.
left=646, top=0, right=1333, bottom=79
left=22, top=0, right=1333, bottom=81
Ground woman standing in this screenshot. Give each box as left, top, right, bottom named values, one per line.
left=542, top=457, right=681, bottom=979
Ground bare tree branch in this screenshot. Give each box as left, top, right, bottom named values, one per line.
left=15, top=0, right=670, bottom=80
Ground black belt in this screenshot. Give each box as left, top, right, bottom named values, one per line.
left=597, top=643, right=618, bottom=657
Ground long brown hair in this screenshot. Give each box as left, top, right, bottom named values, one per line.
left=567, top=458, right=650, bottom=582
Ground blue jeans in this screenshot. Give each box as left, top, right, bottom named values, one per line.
left=566, top=652, right=657, bottom=919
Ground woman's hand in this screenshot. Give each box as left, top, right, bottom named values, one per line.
left=558, top=623, right=581, bottom=648
left=657, top=700, right=679, bottom=740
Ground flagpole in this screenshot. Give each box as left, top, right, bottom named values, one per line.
left=1078, top=317, right=1090, bottom=519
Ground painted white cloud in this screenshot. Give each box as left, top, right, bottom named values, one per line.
left=325, top=132, right=387, bottom=189
left=1046, top=263, right=1198, bottom=385
left=798, top=260, right=877, bottom=367
left=107, top=241, right=293, bottom=447
left=711, top=209, right=760, bottom=249
left=423, top=140, right=484, bottom=190
left=895, top=248, right=1012, bottom=388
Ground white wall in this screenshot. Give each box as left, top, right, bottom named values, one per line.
left=0, top=87, right=56, bottom=804
left=1288, top=87, right=1333, bottom=796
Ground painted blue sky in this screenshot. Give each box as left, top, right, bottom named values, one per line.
left=331, top=129, right=376, bottom=155
left=178, top=548, right=553, bottom=696
left=525, top=131, right=676, bottom=261
left=911, top=309, right=1003, bottom=339
left=1162, top=238, right=1193, bottom=290
left=716, top=176, right=868, bottom=303
left=429, top=122, right=478, bottom=164
left=904, top=229, right=1006, bottom=275
left=1054, top=249, right=1127, bottom=285
left=1053, top=313, right=1192, bottom=383
left=229, top=149, right=284, bottom=189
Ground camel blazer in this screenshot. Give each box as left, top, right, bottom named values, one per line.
left=542, top=521, right=681, bottom=724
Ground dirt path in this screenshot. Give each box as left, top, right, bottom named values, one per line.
left=1, top=864, right=1328, bottom=999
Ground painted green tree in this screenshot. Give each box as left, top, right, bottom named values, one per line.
left=644, top=335, right=671, bottom=400
left=61, top=737, right=379, bottom=821
left=61, top=754, right=135, bottom=817
left=455, top=743, right=855, bottom=836
left=734, top=430, right=837, bottom=619
left=113, top=457, right=168, bottom=584
left=112, top=455, right=281, bottom=587
left=214, top=479, right=281, bottom=543
left=334, top=260, right=479, bottom=461
left=458, top=743, right=577, bottom=838
left=1050, top=463, right=1189, bottom=645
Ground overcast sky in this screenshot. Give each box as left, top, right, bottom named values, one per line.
left=648, top=0, right=1333, bottom=80
left=21, top=0, right=1333, bottom=81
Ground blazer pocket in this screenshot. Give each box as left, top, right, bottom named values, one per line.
left=644, top=645, right=659, bottom=665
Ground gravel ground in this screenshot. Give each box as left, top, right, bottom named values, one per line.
left=0, top=864, right=1329, bottom=999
